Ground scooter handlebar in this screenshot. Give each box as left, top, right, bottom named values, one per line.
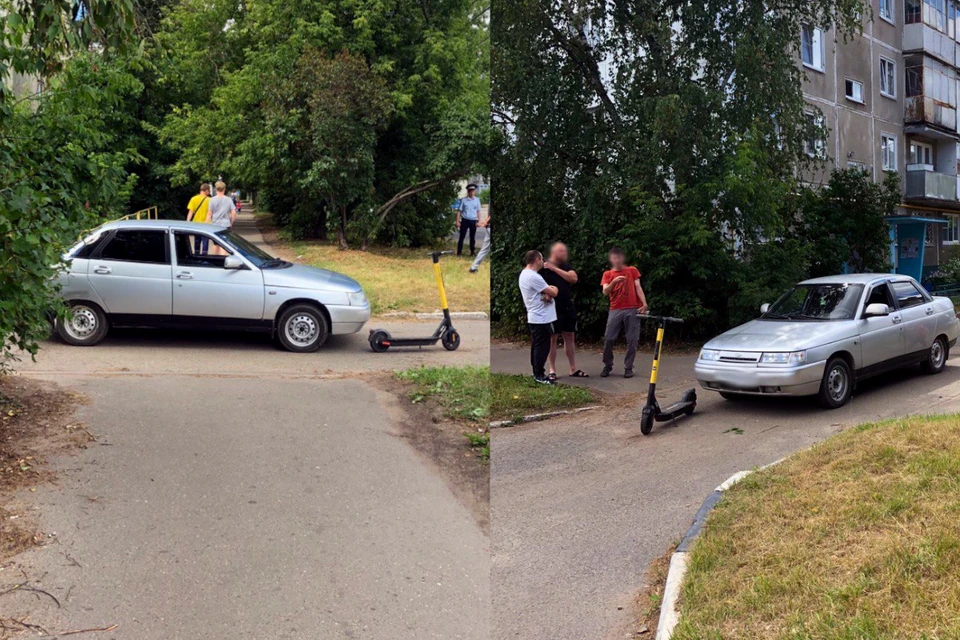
left=638, top=313, right=685, bottom=324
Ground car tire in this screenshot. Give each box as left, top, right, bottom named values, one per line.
left=56, top=302, right=109, bottom=347
left=817, top=357, right=853, bottom=409
left=276, top=304, right=329, bottom=353
left=719, top=391, right=746, bottom=401
left=921, top=336, right=948, bottom=374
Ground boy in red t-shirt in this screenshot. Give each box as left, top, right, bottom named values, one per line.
left=600, top=247, right=648, bottom=378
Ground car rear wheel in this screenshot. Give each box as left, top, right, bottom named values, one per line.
left=921, top=336, right=948, bottom=374
left=817, top=357, right=852, bottom=409
left=57, top=302, right=109, bottom=346
left=277, top=304, right=329, bottom=353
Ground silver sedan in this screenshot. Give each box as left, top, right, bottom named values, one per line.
left=55, top=220, right=371, bottom=352
left=695, top=274, right=960, bottom=408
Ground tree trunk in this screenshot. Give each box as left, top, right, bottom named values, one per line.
left=316, top=204, right=328, bottom=241
left=338, top=205, right=349, bottom=250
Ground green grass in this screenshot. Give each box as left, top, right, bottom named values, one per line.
left=673, top=414, right=960, bottom=640
left=490, top=373, right=599, bottom=422
left=395, top=365, right=490, bottom=423
left=465, top=431, right=490, bottom=461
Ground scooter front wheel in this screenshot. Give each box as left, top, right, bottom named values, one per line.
left=369, top=329, right=391, bottom=353
left=640, top=408, right=655, bottom=435
left=441, top=329, right=461, bottom=351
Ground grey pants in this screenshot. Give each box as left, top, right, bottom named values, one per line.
left=602, top=308, right=641, bottom=371
left=471, top=230, right=491, bottom=270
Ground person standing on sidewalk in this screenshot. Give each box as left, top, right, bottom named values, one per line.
left=541, top=241, right=588, bottom=380
left=519, top=250, right=559, bottom=385
left=186, top=183, right=212, bottom=254
left=469, top=210, right=491, bottom=273
left=207, top=181, right=238, bottom=256
left=456, top=184, right=481, bottom=256
left=600, top=247, right=647, bottom=378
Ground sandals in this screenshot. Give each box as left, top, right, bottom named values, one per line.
left=570, top=370, right=590, bottom=378
left=547, top=372, right=558, bottom=381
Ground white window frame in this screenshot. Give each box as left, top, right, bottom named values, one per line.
left=908, top=140, right=934, bottom=168
left=801, top=25, right=825, bottom=73
left=881, top=133, right=898, bottom=171
left=880, top=0, right=895, bottom=23
left=944, top=214, right=960, bottom=244
left=845, top=78, right=865, bottom=103
left=880, top=57, right=897, bottom=98
left=848, top=160, right=867, bottom=170
left=805, top=111, right=826, bottom=158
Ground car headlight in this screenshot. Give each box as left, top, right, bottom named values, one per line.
left=760, top=351, right=806, bottom=365
left=347, top=290, right=367, bottom=306
left=699, top=349, right=721, bottom=361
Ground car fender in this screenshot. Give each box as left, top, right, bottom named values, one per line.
left=57, top=259, right=110, bottom=312
left=263, top=286, right=350, bottom=320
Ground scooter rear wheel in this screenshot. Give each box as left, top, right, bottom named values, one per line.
left=441, top=329, right=461, bottom=351
left=369, top=329, right=391, bottom=353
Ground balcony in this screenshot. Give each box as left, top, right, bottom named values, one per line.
left=904, top=96, right=958, bottom=137
left=903, top=22, right=957, bottom=66
left=905, top=167, right=960, bottom=203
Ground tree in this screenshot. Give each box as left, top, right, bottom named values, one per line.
left=1, top=3, right=140, bottom=368
left=492, top=0, right=867, bottom=339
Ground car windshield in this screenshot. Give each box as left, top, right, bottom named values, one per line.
left=215, top=229, right=285, bottom=268
left=763, top=283, right=864, bottom=321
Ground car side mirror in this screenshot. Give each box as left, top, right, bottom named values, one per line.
left=863, top=303, right=890, bottom=318
left=760, top=303, right=770, bottom=314
left=223, top=255, right=243, bottom=270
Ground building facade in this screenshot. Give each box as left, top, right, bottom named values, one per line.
left=801, top=0, right=960, bottom=281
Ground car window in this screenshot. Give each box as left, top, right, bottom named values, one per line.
left=174, top=232, right=233, bottom=268
left=98, top=230, right=168, bottom=264
left=892, top=281, right=926, bottom=309
left=764, top=283, right=864, bottom=320
left=72, top=230, right=110, bottom=259
left=864, top=284, right=894, bottom=310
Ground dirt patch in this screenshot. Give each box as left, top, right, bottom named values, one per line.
left=372, top=376, right=489, bottom=534
left=608, top=545, right=674, bottom=640
left=0, top=377, right=89, bottom=565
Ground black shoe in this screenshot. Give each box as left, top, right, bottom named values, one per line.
left=534, top=376, right=556, bottom=385
left=469, top=268, right=478, bottom=273
left=624, top=369, right=634, bottom=379
left=600, top=367, right=611, bottom=378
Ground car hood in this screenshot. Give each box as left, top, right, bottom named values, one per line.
left=704, top=319, right=857, bottom=352
left=262, top=263, right=362, bottom=293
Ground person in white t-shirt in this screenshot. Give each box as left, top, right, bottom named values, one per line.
left=518, top=250, right=559, bottom=384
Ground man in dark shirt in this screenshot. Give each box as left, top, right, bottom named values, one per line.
left=541, top=242, right=588, bottom=379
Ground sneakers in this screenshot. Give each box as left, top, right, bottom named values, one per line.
left=624, top=369, right=634, bottom=379
left=600, top=367, right=611, bottom=378
left=534, top=376, right=557, bottom=385
left=469, top=268, right=478, bottom=273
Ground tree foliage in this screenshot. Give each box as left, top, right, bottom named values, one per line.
left=492, top=0, right=882, bottom=339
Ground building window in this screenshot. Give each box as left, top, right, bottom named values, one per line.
left=845, top=78, right=865, bottom=103
left=881, top=0, right=895, bottom=22
left=801, top=25, right=825, bottom=72
left=906, top=65, right=923, bottom=96
left=909, top=140, right=934, bottom=166
left=848, top=160, right=867, bottom=171
left=880, top=57, right=897, bottom=98
left=945, top=215, right=960, bottom=243
left=882, top=134, right=898, bottom=171
left=907, top=0, right=922, bottom=22
left=805, top=112, right=826, bottom=158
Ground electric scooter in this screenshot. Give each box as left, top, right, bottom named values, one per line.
left=368, top=250, right=461, bottom=352
left=639, top=314, right=697, bottom=435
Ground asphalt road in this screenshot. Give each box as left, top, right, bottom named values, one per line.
left=491, top=343, right=960, bottom=640
left=3, top=355, right=490, bottom=639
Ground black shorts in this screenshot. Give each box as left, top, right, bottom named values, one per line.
left=556, top=312, right=577, bottom=334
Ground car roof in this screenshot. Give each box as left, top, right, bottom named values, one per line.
left=799, top=273, right=915, bottom=286
left=97, top=219, right=220, bottom=233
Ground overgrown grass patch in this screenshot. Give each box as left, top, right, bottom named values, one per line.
left=674, top=414, right=960, bottom=640
left=395, top=365, right=490, bottom=423
left=288, top=241, right=489, bottom=315
left=490, top=373, right=598, bottom=422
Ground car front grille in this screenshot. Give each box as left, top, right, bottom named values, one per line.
left=718, top=351, right=761, bottom=363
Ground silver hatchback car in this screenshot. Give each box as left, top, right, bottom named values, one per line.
left=695, top=274, right=960, bottom=408
left=55, top=220, right=370, bottom=352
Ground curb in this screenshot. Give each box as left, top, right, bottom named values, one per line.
left=489, top=405, right=602, bottom=429
left=655, top=458, right=785, bottom=640
left=380, top=311, right=489, bottom=320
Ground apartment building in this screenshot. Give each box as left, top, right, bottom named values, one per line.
left=801, top=0, right=960, bottom=281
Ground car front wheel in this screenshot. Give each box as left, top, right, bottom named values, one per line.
left=817, top=357, right=853, bottom=409
left=276, top=304, right=329, bottom=353
left=57, top=302, right=109, bottom=346
left=921, top=336, right=948, bottom=374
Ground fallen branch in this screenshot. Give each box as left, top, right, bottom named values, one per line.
left=0, top=582, right=61, bottom=608
left=61, top=623, right=120, bottom=636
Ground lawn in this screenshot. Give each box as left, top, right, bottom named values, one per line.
left=674, top=414, right=960, bottom=640
left=490, top=373, right=599, bottom=422
left=288, top=240, right=489, bottom=315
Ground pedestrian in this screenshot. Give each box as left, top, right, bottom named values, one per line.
left=207, top=181, right=238, bottom=255
left=541, top=242, right=588, bottom=380
left=519, top=250, right=559, bottom=385
left=186, top=183, right=212, bottom=254
left=456, top=183, right=482, bottom=256
left=600, top=247, right=648, bottom=378
left=469, top=210, right=491, bottom=273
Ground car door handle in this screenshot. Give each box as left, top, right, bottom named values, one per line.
left=94, top=266, right=111, bottom=275
left=926, top=308, right=934, bottom=316
left=176, top=271, right=194, bottom=280
left=892, top=316, right=902, bottom=324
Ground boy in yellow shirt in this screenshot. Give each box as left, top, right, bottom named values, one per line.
left=186, top=183, right=212, bottom=254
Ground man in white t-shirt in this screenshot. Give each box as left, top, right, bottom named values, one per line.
left=518, top=250, right=559, bottom=384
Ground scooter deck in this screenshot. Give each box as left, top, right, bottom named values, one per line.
left=382, top=337, right=442, bottom=347
left=653, top=401, right=695, bottom=421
